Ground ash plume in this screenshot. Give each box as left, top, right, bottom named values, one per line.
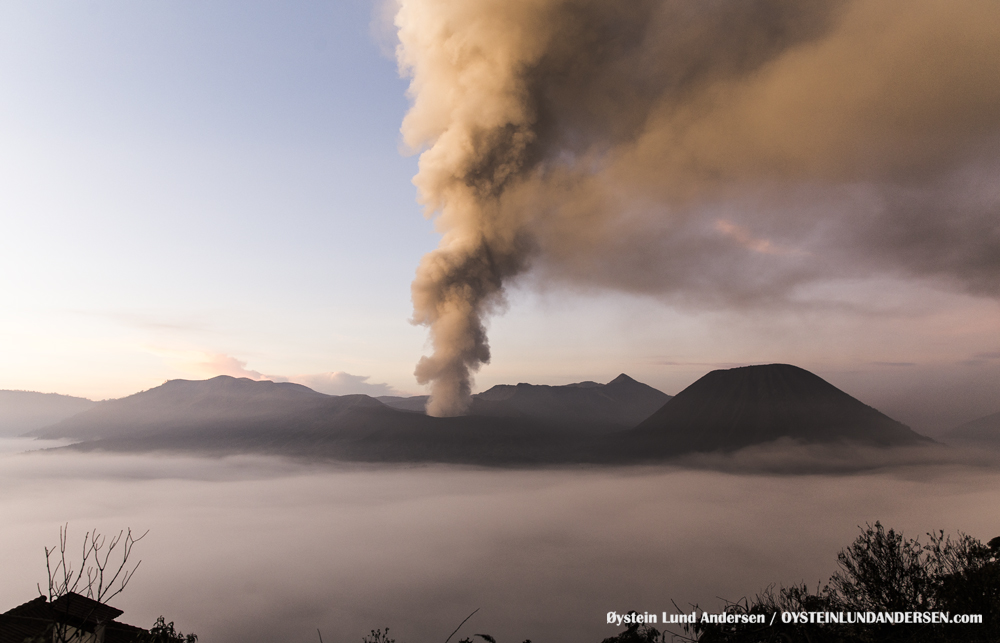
left=396, top=0, right=1000, bottom=415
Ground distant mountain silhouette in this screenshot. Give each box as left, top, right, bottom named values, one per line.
left=628, top=364, right=930, bottom=453
left=468, top=373, right=669, bottom=428
left=28, top=368, right=932, bottom=465
left=31, top=376, right=632, bottom=464
left=30, top=376, right=417, bottom=446
left=943, top=411, right=1000, bottom=448
left=31, top=377, right=331, bottom=441
left=0, top=390, right=95, bottom=437
left=379, top=374, right=669, bottom=428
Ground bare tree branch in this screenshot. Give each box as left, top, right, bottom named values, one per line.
left=39, top=524, right=149, bottom=643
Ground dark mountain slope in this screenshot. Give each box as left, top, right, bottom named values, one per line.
left=943, top=411, right=1000, bottom=448
left=0, top=390, right=95, bottom=437
left=628, top=364, right=929, bottom=454
left=601, top=374, right=674, bottom=425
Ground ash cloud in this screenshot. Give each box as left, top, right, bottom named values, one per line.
left=396, top=0, right=1000, bottom=414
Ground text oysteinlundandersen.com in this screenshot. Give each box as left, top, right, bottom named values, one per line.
left=606, top=610, right=984, bottom=627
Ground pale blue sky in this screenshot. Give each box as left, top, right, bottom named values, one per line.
left=0, top=0, right=433, bottom=394
left=1, top=0, right=997, bottom=431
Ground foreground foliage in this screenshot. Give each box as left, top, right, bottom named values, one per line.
left=686, top=523, right=1000, bottom=643
left=146, top=615, right=198, bottom=642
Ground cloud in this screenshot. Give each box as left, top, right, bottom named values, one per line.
left=370, top=0, right=403, bottom=59
left=961, top=349, right=1000, bottom=367
left=69, top=310, right=212, bottom=335
left=714, top=220, right=807, bottom=257
left=652, top=360, right=753, bottom=369
left=143, top=348, right=269, bottom=381
left=194, top=354, right=266, bottom=380
left=4, top=449, right=1000, bottom=643
left=288, top=372, right=404, bottom=397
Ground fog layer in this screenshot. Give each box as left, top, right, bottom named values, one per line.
left=2, top=443, right=998, bottom=642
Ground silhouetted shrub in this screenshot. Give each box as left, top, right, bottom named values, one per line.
left=690, top=522, right=1000, bottom=643
left=145, top=616, right=198, bottom=642
left=362, top=627, right=395, bottom=643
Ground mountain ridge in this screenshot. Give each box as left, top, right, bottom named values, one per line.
left=22, top=366, right=934, bottom=465
left=378, top=373, right=670, bottom=428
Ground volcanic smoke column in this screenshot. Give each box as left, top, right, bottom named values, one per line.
left=396, top=0, right=546, bottom=416
left=393, top=0, right=821, bottom=416
left=393, top=0, right=831, bottom=416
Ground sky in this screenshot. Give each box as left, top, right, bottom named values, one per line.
left=1, top=0, right=998, bottom=432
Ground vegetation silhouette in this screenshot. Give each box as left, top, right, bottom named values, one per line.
left=362, top=628, right=395, bottom=643
left=146, top=616, right=198, bottom=643
left=681, top=522, right=1000, bottom=643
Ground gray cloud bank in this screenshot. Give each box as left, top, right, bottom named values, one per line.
left=3, top=445, right=1000, bottom=643
left=397, top=0, right=1000, bottom=414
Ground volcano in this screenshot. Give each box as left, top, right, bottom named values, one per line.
left=628, top=364, right=930, bottom=453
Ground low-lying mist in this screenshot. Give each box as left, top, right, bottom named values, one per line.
left=2, top=440, right=998, bottom=643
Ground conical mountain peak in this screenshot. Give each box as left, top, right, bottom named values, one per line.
left=630, top=364, right=929, bottom=453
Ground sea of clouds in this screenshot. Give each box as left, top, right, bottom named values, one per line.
left=2, top=439, right=998, bottom=643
